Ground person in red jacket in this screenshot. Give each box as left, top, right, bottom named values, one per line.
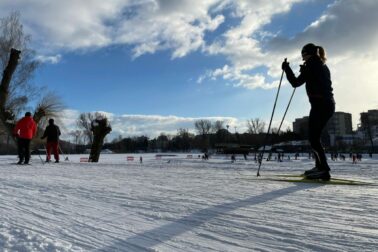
left=13, top=112, right=37, bottom=164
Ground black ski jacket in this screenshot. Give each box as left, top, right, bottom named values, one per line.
left=284, top=56, right=334, bottom=104
left=41, top=124, right=61, bottom=142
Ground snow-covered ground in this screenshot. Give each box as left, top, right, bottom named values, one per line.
left=0, top=153, right=377, bottom=251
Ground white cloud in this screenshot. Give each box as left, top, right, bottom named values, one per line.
left=115, top=1, right=225, bottom=59
left=266, top=0, right=378, bottom=127
left=2, top=0, right=376, bottom=127
left=58, top=109, right=249, bottom=141
left=0, top=0, right=225, bottom=58
left=201, top=0, right=303, bottom=88
left=200, top=0, right=378, bottom=127
left=35, top=54, right=62, bottom=64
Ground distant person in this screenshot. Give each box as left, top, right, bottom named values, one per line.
left=13, top=112, right=37, bottom=164
left=41, top=118, right=61, bottom=163
left=231, top=154, right=236, bottom=163
left=352, top=154, right=357, bottom=164
left=282, top=43, right=335, bottom=180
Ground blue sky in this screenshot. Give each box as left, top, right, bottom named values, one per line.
left=1, top=0, right=377, bottom=140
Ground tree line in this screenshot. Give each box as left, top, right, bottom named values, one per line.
left=64, top=118, right=300, bottom=154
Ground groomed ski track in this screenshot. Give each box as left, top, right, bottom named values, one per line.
left=0, top=154, right=377, bottom=251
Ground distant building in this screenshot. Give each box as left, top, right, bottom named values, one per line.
left=359, top=109, right=378, bottom=133
left=327, top=112, right=353, bottom=136
left=293, top=111, right=353, bottom=146
left=293, top=116, right=309, bottom=139
left=325, top=110, right=378, bottom=148
left=358, top=109, right=378, bottom=148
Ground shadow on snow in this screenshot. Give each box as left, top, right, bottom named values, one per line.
left=96, top=183, right=320, bottom=251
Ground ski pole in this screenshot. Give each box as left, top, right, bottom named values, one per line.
left=37, top=148, right=45, bottom=165
left=277, top=88, right=296, bottom=134
left=266, top=88, right=296, bottom=161
left=257, top=58, right=286, bottom=177
left=58, top=144, right=69, bottom=161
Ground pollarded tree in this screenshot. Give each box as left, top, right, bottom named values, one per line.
left=89, top=114, right=112, bottom=162
left=0, top=12, right=40, bottom=115
left=0, top=12, right=63, bottom=147
left=1, top=48, right=64, bottom=149
left=0, top=48, right=21, bottom=138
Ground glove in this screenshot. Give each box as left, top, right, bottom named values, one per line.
left=299, top=64, right=305, bottom=73
left=281, top=60, right=290, bottom=71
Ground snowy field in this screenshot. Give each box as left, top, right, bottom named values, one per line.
left=0, top=153, right=377, bottom=251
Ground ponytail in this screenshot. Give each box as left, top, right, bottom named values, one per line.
left=317, top=46, right=327, bottom=63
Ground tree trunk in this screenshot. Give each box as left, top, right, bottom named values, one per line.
left=89, top=118, right=111, bottom=162
left=0, top=48, right=21, bottom=110
left=0, top=48, right=21, bottom=144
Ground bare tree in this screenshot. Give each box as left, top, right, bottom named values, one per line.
left=0, top=12, right=40, bottom=115
left=0, top=50, right=64, bottom=149
left=69, top=130, right=83, bottom=146
left=77, top=113, right=96, bottom=144
left=270, top=127, right=280, bottom=134
left=212, top=120, right=224, bottom=133
left=0, top=48, right=20, bottom=140
left=33, top=92, right=65, bottom=126
left=194, top=119, right=212, bottom=151
left=0, top=12, right=61, bottom=148
left=247, top=118, right=266, bottom=134
left=194, top=119, right=212, bottom=136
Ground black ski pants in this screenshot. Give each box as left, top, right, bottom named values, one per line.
left=308, top=100, right=335, bottom=171
left=17, top=138, right=31, bottom=163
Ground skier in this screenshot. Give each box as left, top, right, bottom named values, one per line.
left=231, top=154, right=236, bottom=163
left=352, top=154, right=357, bottom=164
left=41, top=118, right=61, bottom=163
left=13, top=112, right=37, bottom=164
left=282, top=43, right=335, bottom=180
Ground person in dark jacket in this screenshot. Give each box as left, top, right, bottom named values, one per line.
left=282, top=43, right=335, bottom=180
left=41, top=118, right=61, bottom=163
left=13, top=112, right=37, bottom=164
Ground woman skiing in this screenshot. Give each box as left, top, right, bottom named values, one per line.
left=282, top=43, right=335, bottom=180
